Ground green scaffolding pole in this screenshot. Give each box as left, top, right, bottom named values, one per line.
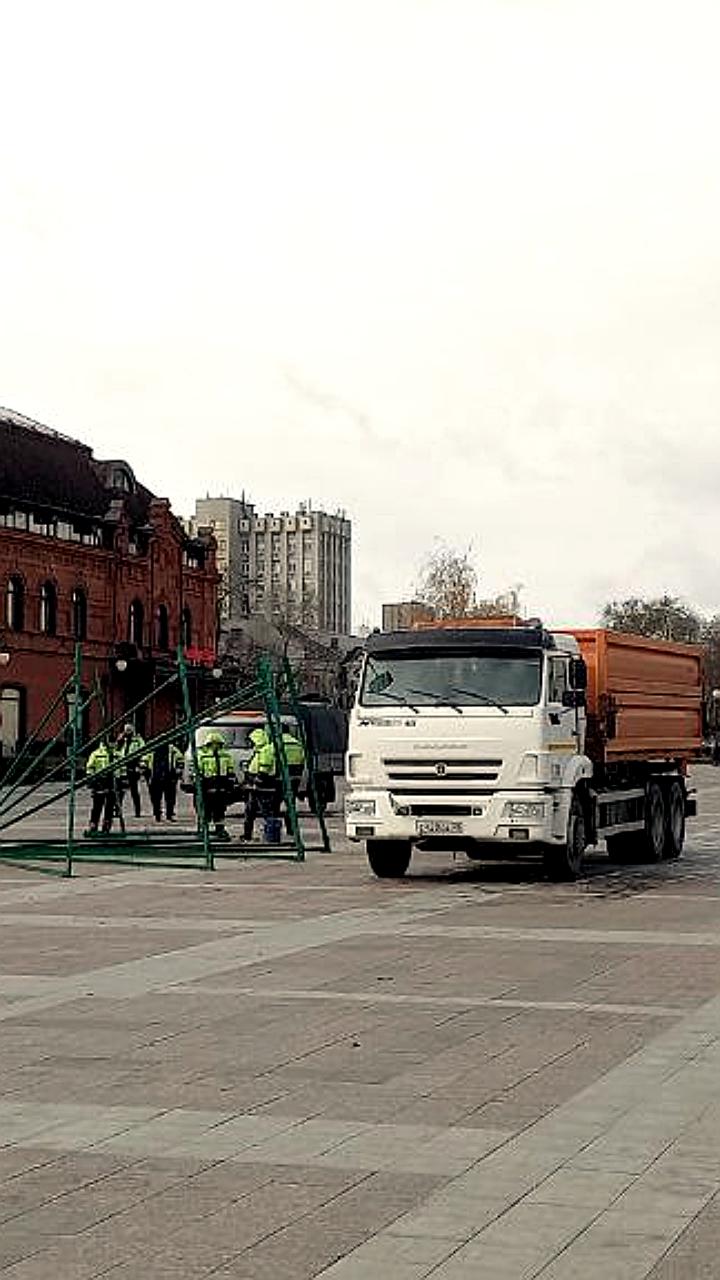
left=281, top=655, right=331, bottom=853
left=65, top=643, right=84, bottom=877
left=177, top=645, right=212, bottom=871
left=258, top=657, right=304, bottom=860
left=0, top=670, right=181, bottom=829
left=0, top=650, right=309, bottom=872
left=0, top=673, right=76, bottom=814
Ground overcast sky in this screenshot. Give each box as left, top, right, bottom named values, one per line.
left=2, top=0, right=719, bottom=629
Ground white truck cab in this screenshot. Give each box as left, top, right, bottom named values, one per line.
left=345, top=625, right=591, bottom=878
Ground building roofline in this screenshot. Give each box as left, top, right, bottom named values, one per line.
left=0, top=406, right=82, bottom=447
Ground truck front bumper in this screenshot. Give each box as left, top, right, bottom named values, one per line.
left=345, top=789, right=566, bottom=846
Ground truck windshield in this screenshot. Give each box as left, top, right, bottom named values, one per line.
left=360, top=652, right=542, bottom=709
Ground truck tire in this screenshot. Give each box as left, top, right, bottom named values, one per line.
left=641, top=781, right=666, bottom=863
left=366, top=840, right=412, bottom=879
left=663, top=779, right=685, bottom=860
left=543, top=792, right=586, bottom=881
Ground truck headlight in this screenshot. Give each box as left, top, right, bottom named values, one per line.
left=503, top=801, right=546, bottom=820
left=346, top=798, right=377, bottom=817
left=347, top=754, right=373, bottom=783
left=347, top=754, right=362, bottom=778
left=518, top=753, right=539, bottom=781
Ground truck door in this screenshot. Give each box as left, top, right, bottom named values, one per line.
left=546, top=656, right=578, bottom=768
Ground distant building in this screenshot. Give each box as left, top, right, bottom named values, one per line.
left=193, top=495, right=251, bottom=624
left=194, top=497, right=352, bottom=636
left=0, top=408, right=218, bottom=757
left=382, top=601, right=436, bottom=632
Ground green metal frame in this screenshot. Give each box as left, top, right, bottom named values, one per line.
left=0, top=644, right=330, bottom=876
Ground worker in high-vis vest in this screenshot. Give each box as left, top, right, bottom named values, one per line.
left=195, top=731, right=236, bottom=840
left=115, top=723, right=146, bottom=818
left=243, top=727, right=283, bottom=844
left=84, top=738, right=120, bottom=836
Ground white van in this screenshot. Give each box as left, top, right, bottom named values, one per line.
left=182, top=709, right=302, bottom=806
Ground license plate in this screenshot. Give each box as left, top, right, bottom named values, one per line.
left=417, top=820, right=464, bottom=835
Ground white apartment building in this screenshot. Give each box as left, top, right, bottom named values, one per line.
left=194, top=496, right=351, bottom=635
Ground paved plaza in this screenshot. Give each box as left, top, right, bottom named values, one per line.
left=2, top=771, right=720, bottom=1277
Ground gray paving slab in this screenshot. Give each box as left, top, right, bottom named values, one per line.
left=3, top=771, right=720, bottom=1277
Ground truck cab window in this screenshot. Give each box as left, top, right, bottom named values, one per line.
left=547, top=658, right=569, bottom=704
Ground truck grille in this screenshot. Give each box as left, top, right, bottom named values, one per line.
left=383, top=757, right=502, bottom=786
left=405, top=803, right=473, bottom=817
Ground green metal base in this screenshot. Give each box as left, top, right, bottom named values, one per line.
left=0, top=644, right=329, bottom=877
left=0, top=835, right=304, bottom=870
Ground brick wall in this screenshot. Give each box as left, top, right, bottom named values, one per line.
left=0, top=504, right=218, bottom=753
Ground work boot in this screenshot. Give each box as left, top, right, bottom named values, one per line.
left=83, top=826, right=98, bottom=839
left=214, top=825, right=231, bottom=842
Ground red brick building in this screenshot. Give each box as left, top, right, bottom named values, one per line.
left=0, top=409, right=218, bottom=760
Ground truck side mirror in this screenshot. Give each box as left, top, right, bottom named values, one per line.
left=570, top=658, right=588, bottom=691
left=562, top=689, right=586, bottom=709
left=367, top=670, right=392, bottom=695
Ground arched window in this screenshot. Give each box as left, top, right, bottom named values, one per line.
left=0, top=686, right=25, bottom=757
left=39, top=582, right=57, bottom=636
left=128, top=599, right=144, bottom=648
left=156, top=604, right=170, bottom=651
left=71, top=589, right=88, bottom=641
left=6, top=577, right=24, bottom=632
left=181, top=607, right=192, bottom=649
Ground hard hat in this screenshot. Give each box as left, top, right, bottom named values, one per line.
left=205, top=730, right=226, bottom=746
left=123, top=723, right=134, bottom=735
left=249, top=728, right=268, bottom=746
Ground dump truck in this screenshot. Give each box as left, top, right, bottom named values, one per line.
left=345, top=623, right=701, bottom=879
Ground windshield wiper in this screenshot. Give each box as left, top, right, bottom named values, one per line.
left=448, top=686, right=509, bottom=715
left=404, top=687, right=464, bottom=715
left=370, top=688, right=421, bottom=714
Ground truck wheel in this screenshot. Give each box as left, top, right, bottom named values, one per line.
left=366, top=840, right=412, bottom=879
left=642, top=781, right=666, bottom=863
left=543, top=793, right=586, bottom=881
left=663, top=779, right=685, bottom=860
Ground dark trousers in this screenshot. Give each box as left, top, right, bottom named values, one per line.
left=89, top=786, right=116, bottom=832
left=125, top=769, right=142, bottom=818
left=201, top=780, right=228, bottom=828
left=284, top=767, right=303, bottom=833
left=244, top=780, right=281, bottom=840
left=149, top=775, right=178, bottom=820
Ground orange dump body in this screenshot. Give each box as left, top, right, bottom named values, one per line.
left=567, top=630, right=703, bottom=765
left=412, top=615, right=524, bottom=630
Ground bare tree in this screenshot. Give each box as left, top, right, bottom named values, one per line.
left=415, top=545, right=478, bottom=618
